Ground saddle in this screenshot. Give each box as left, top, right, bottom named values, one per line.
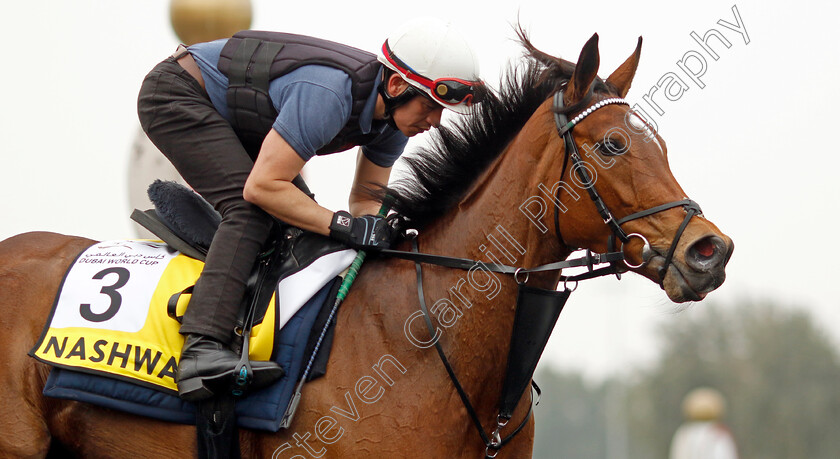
left=130, top=180, right=347, bottom=456
left=132, top=179, right=339, bottom=356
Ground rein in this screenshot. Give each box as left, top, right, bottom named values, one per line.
left=381, top=88, right=704, bottom=457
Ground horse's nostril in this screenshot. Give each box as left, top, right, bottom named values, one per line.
left=693, top=237, right=717, bottom=259
left=686, top=236, right=725, bottom=271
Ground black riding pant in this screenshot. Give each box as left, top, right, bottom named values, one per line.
left=137, top=56, right=273, bottom=345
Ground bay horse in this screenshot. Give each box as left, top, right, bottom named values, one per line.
left=0, top=32, right=732, bottom=458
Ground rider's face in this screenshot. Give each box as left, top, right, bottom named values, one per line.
left=391, top=94, right=443, bottom=137
left=384, top=75, right=444, bottom=137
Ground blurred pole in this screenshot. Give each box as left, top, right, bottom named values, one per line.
left=604, top=285, right=630, bottom=459
left=129, top=0, right=252, bottom=237
left=605, top=381, right=629, bottom=459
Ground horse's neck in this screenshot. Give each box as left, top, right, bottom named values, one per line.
left=407, top=112, right=569, bottom=398
left=420, top=106, right=568, bottom=287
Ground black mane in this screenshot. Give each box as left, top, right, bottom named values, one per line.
left=383, top=32, right=612, bottom=229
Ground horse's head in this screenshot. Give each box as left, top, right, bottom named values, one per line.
left=534, top=33, right=733, bottom=302
left=383, top=31, right=732, bottom=303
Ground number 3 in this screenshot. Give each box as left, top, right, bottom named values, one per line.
left=80, top=267, right=130, bottom=322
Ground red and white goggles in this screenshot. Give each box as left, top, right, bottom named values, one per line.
left=382, top=42, right=483, bottom=107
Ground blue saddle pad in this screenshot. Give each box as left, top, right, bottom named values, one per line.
left=42, top=277, right=338, bottom=432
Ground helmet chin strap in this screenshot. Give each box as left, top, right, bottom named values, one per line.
left=378, top=75, right=421, bottom=130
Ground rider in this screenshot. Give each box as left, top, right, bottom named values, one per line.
left=137, top=18, right=483, bottom=401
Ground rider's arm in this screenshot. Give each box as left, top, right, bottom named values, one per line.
left=349, top=149, right=392, bottom=217
left=349, top=124, right=408, bottom=216
left=244, top=70, right=351, bottom=236
left=243, top=129, right=333, bottom=236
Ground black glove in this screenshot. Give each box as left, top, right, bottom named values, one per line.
left=329, top=211, right=395, bottom=250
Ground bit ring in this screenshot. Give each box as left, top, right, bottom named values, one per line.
left=620, top=233, right=650, bottom=269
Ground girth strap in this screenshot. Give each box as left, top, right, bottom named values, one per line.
left=196, top=393, right=240, bottom=459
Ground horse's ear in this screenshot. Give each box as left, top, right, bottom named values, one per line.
left=606, top=36, right=643, bottom=98
left=565, top=33, right=600, bottom=106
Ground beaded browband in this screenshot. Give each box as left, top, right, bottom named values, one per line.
left=555, top=97, right=628, bottom=137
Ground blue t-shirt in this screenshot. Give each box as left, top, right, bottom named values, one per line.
left=188, top=39, right=407, bottom=167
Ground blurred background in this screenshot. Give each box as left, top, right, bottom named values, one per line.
left=1, top=1, right=838, bottom=457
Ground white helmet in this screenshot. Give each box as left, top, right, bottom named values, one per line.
left=378, top=18, right=483, bottom=114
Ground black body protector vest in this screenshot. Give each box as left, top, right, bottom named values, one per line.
left=217, top=30, right=383, bottom=157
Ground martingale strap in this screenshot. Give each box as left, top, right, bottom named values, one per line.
left=498, top=284, right=568, bottom=422
left=409, top=239, right=536, bottom=457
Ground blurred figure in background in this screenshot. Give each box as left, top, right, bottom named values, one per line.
left=669, top=387, right=738, bottom=459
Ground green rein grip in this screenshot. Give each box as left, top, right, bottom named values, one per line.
left=335, top=200, right=391, bottom=302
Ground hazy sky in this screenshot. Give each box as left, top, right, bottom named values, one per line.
left=2, top=0, right=838, bottom=380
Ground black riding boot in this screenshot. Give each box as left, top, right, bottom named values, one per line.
left=177, top=334, right=285, bottom=402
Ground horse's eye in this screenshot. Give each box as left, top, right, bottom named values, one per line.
left=600, top=139, right=627, bottom=157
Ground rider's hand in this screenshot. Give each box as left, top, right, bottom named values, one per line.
left=329, top=211, right=395, bottom=250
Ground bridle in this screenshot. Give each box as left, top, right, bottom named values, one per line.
left=551, top=89, right=703, bottom=284
left=376, top=88, right=707, bottom=458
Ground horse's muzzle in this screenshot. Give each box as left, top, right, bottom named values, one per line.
left=646, top=234, right=734, bottom=302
